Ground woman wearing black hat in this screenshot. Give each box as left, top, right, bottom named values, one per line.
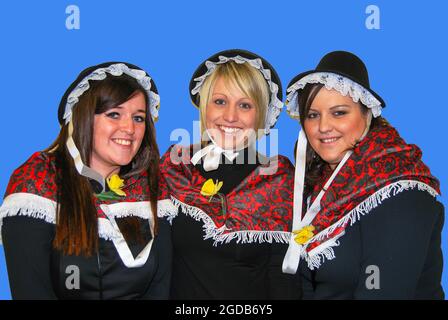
left=158, top=49, right=300, bottom=299
left=0, top=62, right=172, bottom=299
left=282, top=51, right=444, bottom=299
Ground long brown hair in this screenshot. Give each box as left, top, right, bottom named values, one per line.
left=296, top=83, right=385, bottom=190
left=47, top=72, right=159, bottom=256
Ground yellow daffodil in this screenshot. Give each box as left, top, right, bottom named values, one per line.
left=107, top=174, right=126, bottom=197
left=200, top=179, right=223, bottom=201
left=293, top=225, right=315, bottom=245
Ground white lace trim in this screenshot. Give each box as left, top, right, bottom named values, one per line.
left=100, top=201, right=152, bottom=220
left=0, top=193, right=156, bottom=244
left=286, top=72, right=383, bottom=118
left=168, top=196, right=291, bottom=246
left=157, top=199, right=178, bottom=223
left=63, top=63, right=160, bottom=123
left=0, top=193, right=57, bottom=234
left=300, top=180, right=439, bottom=270
left=190, top=55, right=283, bottom=135
left=97, top=217, right=122, bottom=241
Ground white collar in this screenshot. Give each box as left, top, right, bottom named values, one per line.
left=191, top=143, right=239, bottom=171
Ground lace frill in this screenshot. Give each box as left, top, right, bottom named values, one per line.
left=191, top=55, right=283, bottom=134
left=63, top=63, right=160, bottom=123
left=286, top=72, right=382, bottom=118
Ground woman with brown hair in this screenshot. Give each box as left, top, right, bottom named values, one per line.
left=282, top=51, right=444, bottom=299
left=0, top=62, right=171, bottom=299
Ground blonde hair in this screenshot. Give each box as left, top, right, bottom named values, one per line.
left=197, top=61, right=269, bottom=139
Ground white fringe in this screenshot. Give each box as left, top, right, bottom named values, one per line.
left=99, top=201, right=155, bottom=241
left=0, top=192, right=57, bottom=223
left=157, top=199, right=178, bottom=223
left=301, top=180, right=438, bottom=270
left=306, top=244, right=339, bottom=270
left=0, top=193, right=57, bottom=245
left=170, top=196, right=291, bottom=246
left=97, top=217, right=121, bottom=241
left=0, top=193, right=157, bottom=244
left=100, top=201, right=152, bottom=220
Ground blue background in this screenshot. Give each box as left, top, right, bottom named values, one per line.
left=0, top=0, right=446, bottom=299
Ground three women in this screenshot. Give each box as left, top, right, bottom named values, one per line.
left=0, top=51, right=444, bottom=300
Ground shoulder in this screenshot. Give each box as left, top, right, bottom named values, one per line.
left=257, top=153, right=294, bottom=180
left=11, top=151, right=55, bottom=176
left=377, top=187, right=440, bottom=214
left=1, top=152, right=58, bottom=240
left=160, top=144, right=202, bottom=177
left=158, top=145, right=195, bottom=200
left=361, top=188, right=443, bottom=232
left=160, top=144, right=196, bottom=167
left=276, top=154, right=294, bottom=171
left=4, top=151, right=57, bottom=199
left=352, top=188, right=444, bottom=277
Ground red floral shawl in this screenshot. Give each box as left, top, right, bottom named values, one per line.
left=304, top=123, right=440, bottom=258
left=158, top=144, right=294, bottom=245
left=0, top=152, right=152, bottom=232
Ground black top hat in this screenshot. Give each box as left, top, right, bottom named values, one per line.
left=58, top=61, right=159, bottom=124
left=189, top=49, right=282, bottom=108
left=287, top=51, right=385, bottom=109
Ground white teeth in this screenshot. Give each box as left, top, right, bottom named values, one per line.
left=113, top=139, right=132, bottom=146
left=321, top=137, right=339, bottom=143
left=219, top=126, right=241, bottom=134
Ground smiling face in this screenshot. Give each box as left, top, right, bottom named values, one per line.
left=90, top=91, right=147, bottom=178
left=205, top=76, right=257, bottom=150
left=304, top=87, right=368, bottom=170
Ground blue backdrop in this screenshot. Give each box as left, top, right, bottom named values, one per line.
left=0, top=0, right=446, bottom=299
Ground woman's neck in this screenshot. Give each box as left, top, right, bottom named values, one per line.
left=91, top=164, right=120, bottom=180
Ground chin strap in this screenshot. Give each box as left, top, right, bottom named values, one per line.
left=282, top=130, right=353, bottom=274
left=66, top=120, right=106, bottom=192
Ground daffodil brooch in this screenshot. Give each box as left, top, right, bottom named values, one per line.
left=95, top=174, right=126, bottom=200
left=200, top=179, right=223, bottom=201
left=293, top=225, right=315, bottom=245
left=200, top=179, right=226, bottom=215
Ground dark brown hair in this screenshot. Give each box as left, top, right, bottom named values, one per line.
left=296, top=83, right=384, bottom=190
left=46, top=74, right=159, bottom=256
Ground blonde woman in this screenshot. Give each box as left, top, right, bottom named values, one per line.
left=158, top=49, right=300, bottom=299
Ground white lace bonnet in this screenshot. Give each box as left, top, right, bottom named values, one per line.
left=285, top=51, right=385, bottom=118
left=189, top=49, right=284, bottom=135
left=58, top=62, right=160, bottom=192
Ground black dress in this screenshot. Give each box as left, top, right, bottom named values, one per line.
left=2, top=216, right=171, bottom=300
left=164, top=148, right=301, bottom=299
left=0, top=151, right=172, bottom=300
left=299, top=189, right=444, bottom=299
